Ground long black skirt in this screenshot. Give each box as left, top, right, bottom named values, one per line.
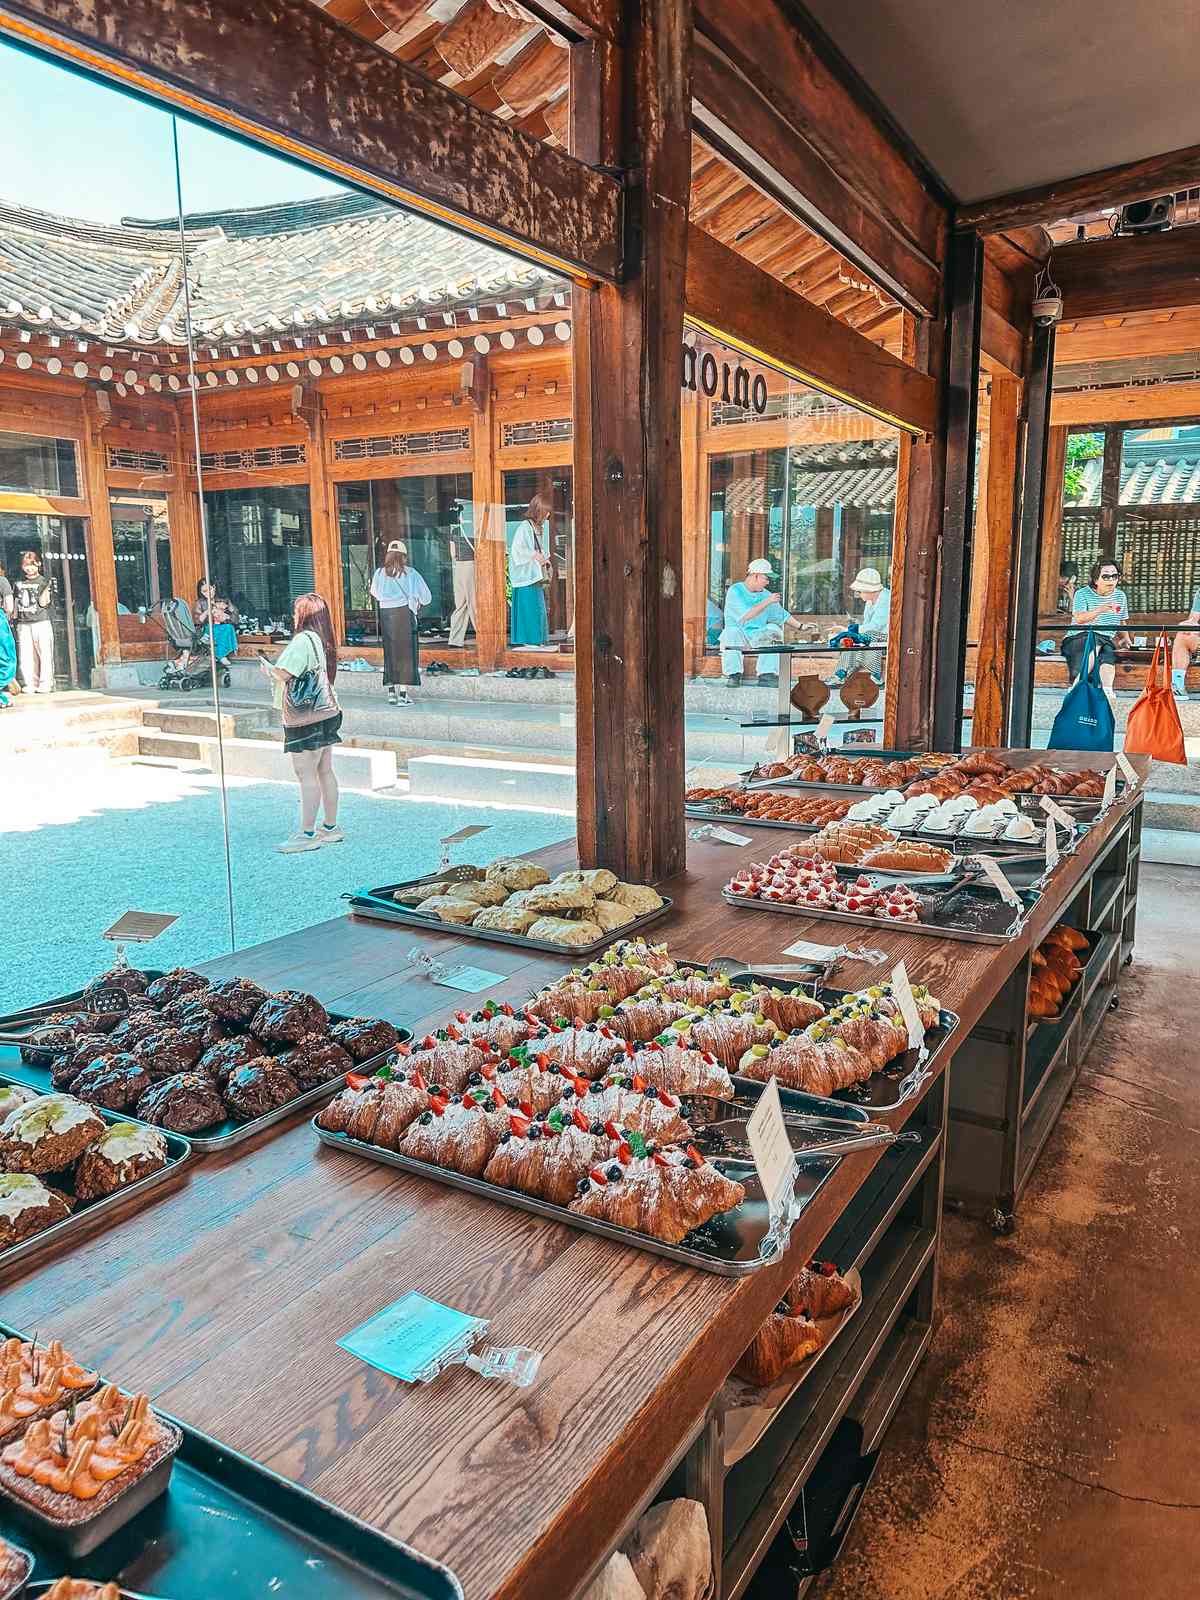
left=381, top=605, right=419, bottom=687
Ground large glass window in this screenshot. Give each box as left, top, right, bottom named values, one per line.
left=110, top=493, right=173, bottom=612
left=502, top=466, right=574, bottom=647
left=0, top=511, right=93, bottom=688
left=337, top=474, right=474, bottom=642
left=0, top=430, right=80, bottom=497
left=202, top=484, right=313, bottom=629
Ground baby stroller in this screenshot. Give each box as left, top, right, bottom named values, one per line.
left=150, top=598, right=232, bottom=692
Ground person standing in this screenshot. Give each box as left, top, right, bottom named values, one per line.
left=719, top=558, right=794, bottom=686
left=1062, top=558, right=1130, bottom=696
left=509, top=492, right=553, bottom=648
left=0, top=564, right=12, bottom=619
left=0, top=604, right=16, bottom=707
left=370, top=539, right=431, bottom=706
left=260, top=591, right=344, bottom=854
left=13, top=549, right=54, bottom=694
left=447, top=520, right=477, bottom=648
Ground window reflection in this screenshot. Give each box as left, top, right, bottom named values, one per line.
left=336, top=474, right=474, bottom=643
left=201, top=485, right=313, bottom=631
left=503, top=467, right=573, bottom=646
left=0, top=431, right=80, bottom=497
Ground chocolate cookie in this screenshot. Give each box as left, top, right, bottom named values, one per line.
left=50, top=1056, right=82, bottom=1092
left=250, top=990, right=329, bottom=1046
left=67, top=1033, right=125, bottom=1074
left=160, top=991, right=218, bottom=1026
left=71, top=1057, right=153, bottom=1113
left=132, top=1028, right=205, bottom=1080
left=225, top=1059, right=301, bottom=1121
left=85, top=965, right=150, bottom=998
left=278, top=1034, right=353, bottom=1092
left=106, top=1010, right=163, bottom=1050
left=136, top=1072, right=225, bottom=1134
left=145, top=968, right=210, bottom=1007
left=329, top=1017, right=400, bottom=1063
left=207, top=977, right=268, bottom=1026
left=196, top=1034, right=261, bottom=1087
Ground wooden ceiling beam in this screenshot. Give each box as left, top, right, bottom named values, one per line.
left=1056, top=305, right=1200, bottom=364
left=493, top=32, right=568, bottom=118
left=1051, top=379, right=1200, bottom=427
left=433, top=1, right=532, bottom=77
left=360, top=0, right=430, bottom=32
left=0, top=0, right=623, bottom=281
left=1053, top=231, right=1200, bottom=320
left=958, top=141, right=1200, bottom=235
left=696, top=186, right=775, bottom=244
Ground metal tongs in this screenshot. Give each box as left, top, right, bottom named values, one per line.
left=0, top=986, right=131, bottom=1054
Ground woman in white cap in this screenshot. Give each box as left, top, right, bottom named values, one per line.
left=837, top=566, right=891, bottom=682
left=370, top=539, right=431, bottom=705
left=719, top=557, right=794, bottom=686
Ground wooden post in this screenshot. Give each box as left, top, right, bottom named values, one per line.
left=572, top=0, right=692, bottom=881
left=80, top=393, right=120, bottom=666
left=1036, top=425, right=1067, bottom=616
left=1007, top=321, right=1056, bottom=747
left=169, top=400, right=204, bottom=601
left=1098, top=423, right=1122, bottom=561
left=307, top=395, right=344, bottom=642
left=680, top=386, right=707, bottom=678
left=971, top=374, right=1021, bottom=748
left=931, top=229, right=983, bottom=752
left=473, top=364, right=506, bottom=672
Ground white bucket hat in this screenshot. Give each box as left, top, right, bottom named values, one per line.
left=849, top=566, right=884, bottom=592
left=747, top=558, right=776, bottom=577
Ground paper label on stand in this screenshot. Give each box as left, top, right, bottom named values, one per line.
left=1116, top=752, right=1139, bottom=789
left=708, top=826, right=753, bottom=847
left=1044, top=816, right=1060, bottom=871
left=102, top=911, right=178, bottom=944
left=764, top=724, right=791, bottom=760
left=1103, top=764, right=1118, bottom=808
left=968, top=854, right=1021, bottom=905
left=434, top=965, right=508, bottom=994
left=1039, top=796, right=1075, bottom=831
left=746, top=1076, right=795, bottom=1214
left=440, top=825, right=491, bottom=845
left=890, top=962, right=925, bottom=1052
left=782, top=937, right=843, bottom=962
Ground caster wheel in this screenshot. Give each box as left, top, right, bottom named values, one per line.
left=989, top=1208, right=1016, bottom=1237
left=181, top=680, right=193, bottom=692
left=1109, top=994, right=1120, bottom=1011
left=221, top=672, right=232, bottom=687
left=1123, top=954, right=1134, bottom=968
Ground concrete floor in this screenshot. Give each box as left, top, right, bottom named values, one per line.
left=814, top=860, right=1200, bottom=1600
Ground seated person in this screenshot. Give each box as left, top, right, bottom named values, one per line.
left=719, top=559, right=794, bottom=686
left=705, top=596, right=723, bottom=648
left=831, top=566, right=891, bottom=683
left=1062, top=559, right=1130, bottom=694
left=195, top=580, right=239, bottom=666
left=1172, top=589, right=1200, bottom=701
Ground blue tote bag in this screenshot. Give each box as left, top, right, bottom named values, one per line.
left=1048, top=628, right=1115, bottom=752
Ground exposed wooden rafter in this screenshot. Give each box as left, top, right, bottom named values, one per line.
left=958, top=141, right=1200, bottom=235
left=1052, top=231, right=1200, bottom=321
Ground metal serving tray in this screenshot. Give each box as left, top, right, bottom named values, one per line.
left=741, top=749, right=931, bottom=794
left=0, top=1072, right=191, bottom=1276
left=313, top=1079, right=880, bottom=1278
left=722, top=884, right=1040, bottom=944
left=0, top=978, right=410, bottom=1153
left=0, top=1323, right=462, bottom=1600
left=723, top=979, right=960, bottom=1115
left=346, top=875, right=672, bottom=958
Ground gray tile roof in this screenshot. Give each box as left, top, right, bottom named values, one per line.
left=0, top=194, right=569, bottom=349
left=1073, top=452, right=1200, bottom=506
left=731, top=438, right=898, bottom=510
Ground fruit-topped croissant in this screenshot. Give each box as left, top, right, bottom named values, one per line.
left=624, top=1035, right=735, bottom=1099
left=568, top=1143, right=746, bottom=1245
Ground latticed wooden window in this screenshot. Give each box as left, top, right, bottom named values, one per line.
left=1060, top=508, right=1103, bottom=586
left=1117, top=508, right=1200, bottom=612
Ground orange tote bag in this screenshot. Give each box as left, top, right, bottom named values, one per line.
left=1123, top=633, right=1187, bottom=765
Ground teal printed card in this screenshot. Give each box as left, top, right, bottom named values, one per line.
left=339, top=1292, right=484, bottom=1382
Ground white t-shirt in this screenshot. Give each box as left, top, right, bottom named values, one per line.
left=370, top=566, right=432, bottom=612
left=509, top=520, right=547, bottom=589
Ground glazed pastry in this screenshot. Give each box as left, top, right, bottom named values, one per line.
left=136, top=1072, right=226, bottom=1134
left=730, top=985, right=826, bottom=1034
left=0, top=1085, right=40, bottom=1122
left=145, top=967, right=210, bottom=1007
left=625, top=1038, right=735, bottom=1099
left=403, top=1032, right=497, bottom=1092
left=396, top=1090, right=508, bottom=1177
left=0, top=1385, right=179, bottom=1516
left=131, top=1027, right=205, bottom=1079
left=482, top=1109, right=618, bottom=1205
left=160, top=989, right=219, bottom=1025
left=277, top=1034, right=353, bottom=1092
left=196, top=1034, right=261, bottom=1087
left=859, top=840, right=953, bottom=874
left=84, top=965, right=150, bottom=998
left=569, top=1145, right=745, bottom=1244
left=0, top=1095, right=104, bottom=1174
left=206, top=976, right=269, bottom=1025
left=73, top=1122, right=169, bottom=1201
left=735, top=1305, right=824, bottom=1386
left=69, top=1057, right=152, bottom=1113
left=571, top=1075, right=692, bottom=1143
left=601, top=989, right=695, bottom=1043
left=225, top=1059, right=301, bottom=1121
left=328, top=1016, right=400, bottom=1062
left=788, top=1259, right=856, bottom=1319
left=250, top=989, right=330, bottom=1045
left=317, top=1067, right=431, bottom=1147
left=0, top=1175, right=72, bottom=1249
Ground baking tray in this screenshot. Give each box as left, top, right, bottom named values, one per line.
left=0, top=1071, right=192, bottom=1276
left=741, top=750, right=931, bottom=794
left=722, top=884, right=1040, bottom=943
left=1028, top=930, right=1101, bottom=1026
left=345, top=876, right=672, bottom=957
left=0, top=1532, right=31, bottom=1598
left=0, top=978, right=410, bottom=1153
left=0, top=1324, right=462, bottom=1600
left=313, top=1079, right=883, bottom=1278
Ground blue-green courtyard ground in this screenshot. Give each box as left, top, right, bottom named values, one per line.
left=2, top=762, right=570, bottom=1009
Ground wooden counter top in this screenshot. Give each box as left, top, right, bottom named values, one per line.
left=0, top=773, right=1145, bottom=1600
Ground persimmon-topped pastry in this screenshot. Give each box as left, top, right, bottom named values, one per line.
left=625, top=1037, right=735, bottom=1100
left=41, top=1581, right=122, bottom=1600
left=73, top=1122, right=169, bottom=1201
left=0, top=1385, right=180, bottom=1521
left=569, top=1075, right=693, bottom=1144
left=446, top=1001, right=534, bottom=1056
left=788, top=1259, right=856, bottom=1319
left=0, top=1095, right=104, bottom=1174
left=569, top=1144, right=746, bottom=1244
left=675, top=1007, right=780, bottom=1072
left=728, top=984, right=826, bottom=1034
left=738, top=1036, right=873, bottom=1097
left=317, top=1065, right=432, bottom=1148
left=402, top=1032, right=497, bottom=1092
left=482, top=1107, right=619, bottom=1205
left=0, top=1337, right=98, bottom=1444
left=523, top=1020, right=627, bottom=1079
left=601, top=988, right=696, bottom=1043
left=395, top=1088, right=509, bottom=1177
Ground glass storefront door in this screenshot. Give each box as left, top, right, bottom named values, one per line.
left=0, top=511, right=93, bottom=688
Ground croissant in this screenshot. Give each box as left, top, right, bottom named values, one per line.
left=396, top=1095, right=508, bottom=1176
left=787, top=1260, right=856, bottom=1319
left=317, top=1073, right=429, bottom=1148
left=736, top=984, right=826, bottom=1033
left=653, top=973, right=734, bottom=1007
left=735, top=1307, right=823, bottom=1386
left=739, top=1036, right=872, bottom=1096
left=520, top=1022, right=626, bottom=1079
left=448, top=1004, right=535, bottom=1055
left=527, top=983, right=610, bottom=1027
left=603, top=992, right=696, bottom=1043
left=683, top=1009, right=780, bottom=1071
left=1029, top=982, right=1060, bottom=1018
left=626, top=1041, right=735, bottom=1099
left=1046, top=924, right=1088, bottom=953
left=569, top=1151, right=746, bottom=1244
left=572, top=1078, right=693, bottom=1143
left=402, top=1036, right=495, bottom=1092
left=580, top=962, right=662, bottom=1002
left=859, top=841, right=952, bottom=873
left=956, top=752, right=1007, bottom=777
left=483, top=1116, right=616, bottom=1205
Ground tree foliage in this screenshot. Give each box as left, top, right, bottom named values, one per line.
left=1063, top=431, right=1103, bottom=503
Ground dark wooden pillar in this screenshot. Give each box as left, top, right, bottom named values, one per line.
left=970, top=373, right=1021, bottom=748
left=1098, top=423, right=1122, bottom=561
left=572, top=0, right=692, bottom=881
left=931, top=228, right=983, bottom=751
left=1007, top=320, right=1056, bottom=747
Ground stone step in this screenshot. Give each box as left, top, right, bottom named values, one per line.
left=407, top=753, right=575, bottom=810
left=136, top=726, right=396, bottom=791
left=1141, top=791, right=1200, bottom=831
left=0, top=720, right=143, bottom=759
left=141, top=705, right=268, bottom=739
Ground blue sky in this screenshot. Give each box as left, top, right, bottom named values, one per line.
left=1, top=41, right=344, bottom=224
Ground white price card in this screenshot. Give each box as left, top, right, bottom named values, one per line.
left=1115, top=752, right=1139, bottom=789
left=708, top=825, right=753, bottom=846
left=815, top=714, right=835, bottom=744
left=1039, top=795, right=1075, bottom=831
left=765, top=724, right=791, bottom=760
left=1044, top=816, right=1060, bottom=872
left=1103, top=764, right=1118, bottom=808
left=440, top=825, right=491, bottom=845
left=434, top=965, right=508, bottom=994
left=746, top=1076, right=795, bottom=1215
left=102, top=911, right=178, bottom=944
left=890, top=961, right=925, bottom=1052
left=782, top=937, right=844, bottom=962
left=968, top=853, right=1021, bottom=906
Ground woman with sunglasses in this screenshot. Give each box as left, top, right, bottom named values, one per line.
left=1061, top=559, right=1130, bottom=693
